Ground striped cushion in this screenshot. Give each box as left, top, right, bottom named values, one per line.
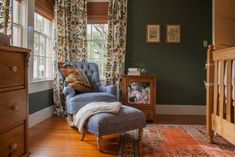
left=61, top=66, right=92, bottom=92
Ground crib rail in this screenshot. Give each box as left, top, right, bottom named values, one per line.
left=206, top=45, right=235, bottom=145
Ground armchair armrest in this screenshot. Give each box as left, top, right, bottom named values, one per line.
left=99, top=85, right=117, bottom=96
left=63, top=85, right=76, bottom=98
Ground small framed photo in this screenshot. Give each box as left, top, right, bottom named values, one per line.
left=146, top=25, right=160, bottom=43
left=166, top=24, right=181, bottom=43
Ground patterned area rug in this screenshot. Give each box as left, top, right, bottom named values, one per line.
left=118, top=124, right=235, bottom=157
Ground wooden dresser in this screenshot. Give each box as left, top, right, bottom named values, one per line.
left=122, top=75, right=156, bottom=121
left=0, top=46, right=30, bottom=157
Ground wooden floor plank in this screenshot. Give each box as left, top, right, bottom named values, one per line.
left=29, top=115, right=206, bottom=156
left=29, top=116, right=118, bottom=157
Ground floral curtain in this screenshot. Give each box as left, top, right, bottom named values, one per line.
left=0, top=0, right=11, bottom=35
left=105, top=0, right=128, bottom=99
left=53, top=0, right=87, bottom=115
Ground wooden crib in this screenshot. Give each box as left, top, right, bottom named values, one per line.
left=206, top=45, right=235, bottom=145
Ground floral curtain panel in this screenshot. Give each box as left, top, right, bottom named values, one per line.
left=0, top=0, right=11, bottom=35
left=53, top=0, right=87, bottom=115
left=106, top=0, right=128, bottom=99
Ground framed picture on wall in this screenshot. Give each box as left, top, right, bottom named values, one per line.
left=166, top=24, right=181, bottom=43
left=146, top=24, right=160, bottom=43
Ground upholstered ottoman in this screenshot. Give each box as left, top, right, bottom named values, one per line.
left=80, top=105, right=146, bottom=151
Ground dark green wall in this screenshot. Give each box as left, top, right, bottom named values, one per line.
left=29, top=89, right=53, bottom=114
left=126, top=0, right=212, bottom=105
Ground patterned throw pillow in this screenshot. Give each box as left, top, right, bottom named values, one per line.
left=60, top=66, right=93, bottom=92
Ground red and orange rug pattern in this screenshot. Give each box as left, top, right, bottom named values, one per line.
left=119, top=124, right=235, bottom=157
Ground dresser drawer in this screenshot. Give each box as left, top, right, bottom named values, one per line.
left=0, top=125, right=25, bottom=157
left=0, top=51, right=25, bottom=89
left=0, top=90, right=27, bottom=131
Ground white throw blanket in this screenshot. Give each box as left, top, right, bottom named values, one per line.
left=74, top=101, right=122, bottom=134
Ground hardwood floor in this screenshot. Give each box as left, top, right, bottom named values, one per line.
left=155, top=115, right=206, bottom=125
left=29, top=115, right=205, bottom=157
left=29, top=116, right=119, bottom=157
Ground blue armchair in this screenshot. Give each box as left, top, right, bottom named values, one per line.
left=62, top=61, right=117, bottom=121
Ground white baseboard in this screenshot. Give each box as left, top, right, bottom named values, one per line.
left=29, top=106, right=54, bottom=128
left=156, top=104, right=206, bottom=115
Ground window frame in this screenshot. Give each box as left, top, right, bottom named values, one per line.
left=33, top=12, right=53, bottom=82
left=12, top=0, right=23, bottom=47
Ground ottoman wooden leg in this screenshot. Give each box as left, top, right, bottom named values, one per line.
left=96, top=136, right=103, bottom=152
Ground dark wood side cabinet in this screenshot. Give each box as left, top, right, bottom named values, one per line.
left=122, top=75, right=156, bottom=121
left=0, top=45, right=30, bottom=157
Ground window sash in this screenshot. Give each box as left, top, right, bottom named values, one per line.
left=12, top=0, right=23, bottom=47
left=33, top=13, right=52, bottom=81
left=12, top=23, right=23, bottom=46
left=13, top=0, right=22, bottom=24
left=87, top=24, right=108, bottom=80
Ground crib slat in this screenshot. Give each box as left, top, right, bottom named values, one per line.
left=214, top=61, right=219, bottom=116
left=226, top=60, right=232, bottom=122
left=219, top=61, right=225, bottom=118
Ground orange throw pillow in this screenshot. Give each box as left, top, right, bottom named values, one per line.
left=60, top=66, right=92, bottom=92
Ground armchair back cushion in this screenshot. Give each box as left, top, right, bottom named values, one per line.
left=60, top=66, right=92, bottom=92
left=63, top=61, right=102, bottom=92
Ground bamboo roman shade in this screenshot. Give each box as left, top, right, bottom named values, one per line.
left=35, top=0, right=54, bottom=21
left=87, top=2, right=109, bottom=24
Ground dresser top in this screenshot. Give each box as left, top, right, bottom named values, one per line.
left=0, top=45, right=31, bottom=54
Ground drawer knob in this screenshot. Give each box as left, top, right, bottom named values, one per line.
left=11, top=104, right=20, bottom=111
left=10, top=66, right=18, bottom=72
left=9, top=143, right=18, bottom=152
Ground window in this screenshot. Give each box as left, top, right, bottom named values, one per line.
left=87, top=2, right=109, bottom=80
left=12, top=0, right=23, bottom=46
left=87, top=24, right=108, bottom=80
left=33, top=13, right=53, bottom=81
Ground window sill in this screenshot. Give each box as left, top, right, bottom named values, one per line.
left=29, top=79, right=53, bottom=94
left=30, top=79, right=53, bottom=84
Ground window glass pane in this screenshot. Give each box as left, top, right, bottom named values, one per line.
left=39, top=35, right=46, bottom=56
left=13, top=0, right=19, bottom=23
left=35, top=14, right=44, bottom=32
left=87, top=24, right=108, bottom=80
left=88, top=41, right=106, bottom=59
left=34, top=33, right=40, bottom=55
left=12, top=0, right=22, bottom=46
left=45, top=57, right=51, bottom=78
left=12, top=26, right=21, bottom=46
left=38, top=56, right=45, bottom=78
left=34, top=13, right=37, bottom=27
left=13, top=1, right=20, bottom=24
left=91, top=24, right=108, bottom=40
left=44, top=18, right=50, bottom=36
left=87, top=24, right=92, bottom=40
left=33, top=57, right=38, bottom=79
left=46, top=38, right=51, bottom=57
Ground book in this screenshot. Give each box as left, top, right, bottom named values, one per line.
left=128, top=71, right=140, bottom=76
left=128, top=68, right=140, bottom=72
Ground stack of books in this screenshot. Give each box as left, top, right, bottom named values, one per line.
left=128, top=68, right=140, bottom=76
